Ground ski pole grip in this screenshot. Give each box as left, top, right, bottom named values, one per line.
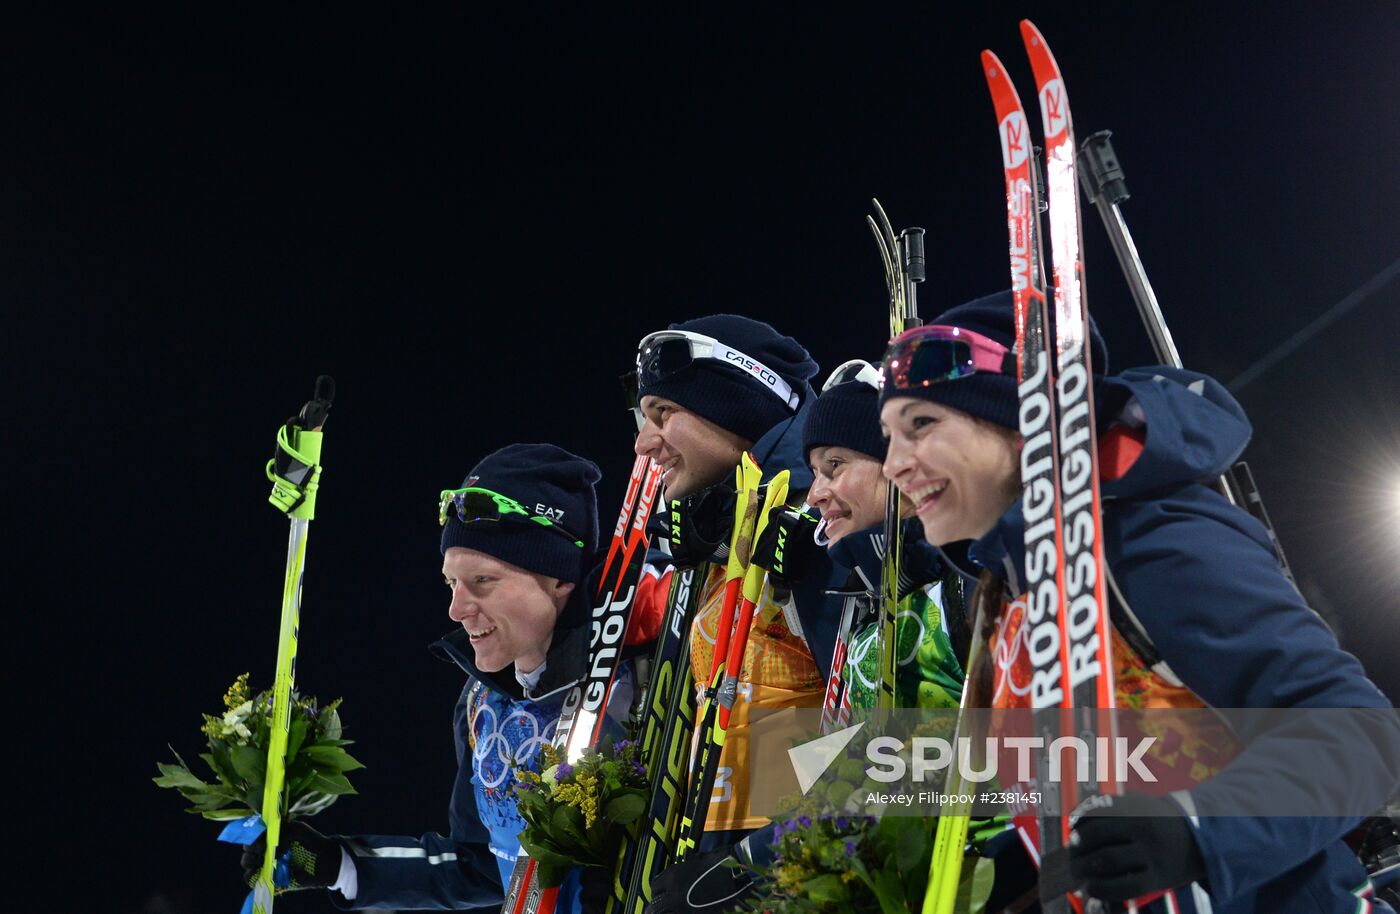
left=900, top=228, right=927, bottom=284
left=267, top=376, right=334, bottom=520
left=1079, top=130, right=1129, bottom=205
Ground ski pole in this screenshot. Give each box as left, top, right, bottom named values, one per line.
left=673, top=454, right=764, bottom=861
left=1078, top=131, right=1296, bottom=584
left=253, top=375, right=334, bottom=914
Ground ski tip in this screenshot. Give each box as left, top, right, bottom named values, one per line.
left=980, top=48, right=1002, bottom=76
left=1019, top=19, right=1044, bottom=47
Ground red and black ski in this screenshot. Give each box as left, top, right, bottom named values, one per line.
left=983, top=21, right=1117, bottom=914
left=503, top=453, right=664, bottom=914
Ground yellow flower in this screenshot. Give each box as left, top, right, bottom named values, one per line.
left=223, top=673, right=251, bottom=710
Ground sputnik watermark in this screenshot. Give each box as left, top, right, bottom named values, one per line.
left=864, top=734, right=1157, bottom=784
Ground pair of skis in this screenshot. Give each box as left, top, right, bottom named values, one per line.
left=925, top=21, right=1118, bottom=914
left=607, top=455, right=788, bottom=914
left=867, top=201, right=925, bottom=712
left=603, top=551, right=711, bottom=914
left=503, top=452, right=664, bottom=914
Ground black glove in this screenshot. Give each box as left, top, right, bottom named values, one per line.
left=1068, top=792, right=1207, bottom=903
left=643, top=848, right=753, bottom=914
left=240, top=820, right=342, bottom=892
left=750, top=507, right=821, bottom=589
left=577, top=864, right=615, bottom=914
left=668, top=481, right=737, bottom=567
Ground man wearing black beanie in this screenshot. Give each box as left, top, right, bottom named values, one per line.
left=634, top=313, right=820, bottom=500
left=631, top=315, right=846, bottom=914
left=241, top=443, right=654, bottom=914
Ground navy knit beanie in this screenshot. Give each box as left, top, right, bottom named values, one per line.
left=439, top=443, right=601, bottom=584
left=803, top=379, right=886, bottom=462
left=878, top=289, right=1108, bottom=430
left=637, top=314, right=819, bottom=443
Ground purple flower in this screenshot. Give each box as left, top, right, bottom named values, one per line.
left=836, top=817, right=850, bottom=830
left=798, top=816, right=812, bottom=828
left=557, top=763, right=574, bottom=779
left=772, top=825, right=784, bottom=843
left=844, top=841, right=857, bottom=856
left=615, top=739, right=632, bottom=752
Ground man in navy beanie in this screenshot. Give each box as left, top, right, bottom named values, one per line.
left=633, top=313, right=819, bottom=500
left=631, top=314, right=846, bottom=914
left=242, top=442, right=655, bottom=914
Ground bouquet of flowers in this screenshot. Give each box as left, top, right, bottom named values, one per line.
left=154, top=673, right=364, bottom=821
left=743, top=745, right=995, bottom=914
left=511, top=738, right=649, bottom=888
left=744, top=813, right=994, bottom=914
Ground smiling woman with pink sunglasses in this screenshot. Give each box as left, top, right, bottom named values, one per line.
left=877, top=289, right=1400, bottom=914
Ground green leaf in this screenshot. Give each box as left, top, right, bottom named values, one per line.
left=201, top=806, right=256, bottom=821
left=603, top=792, right=646, bottom=825
left=871, top=868, right=906, bottom=914
left=800, top=873, right=849, bottom=904
left=319, top=707, right=343, bottom=742
left=187, top=789, right=242, bottom=812
left=517, top=836, right=573, bottom=869
left=308, top=772, right=356, bottom=796
left=535, top=861, right=572, bottom=890
left=895, top=820, right=930, bottom=880
left=301, top=745, right=367, bottom=772
left=229, top=746, right=266, bottom=789
left=287, top=717, right=310, bottom=762
left=154, top=762, right=210, bottom=791
left=954, top=855, right=996, bottom=914
left=206, top=742, right=240, bottom=787
left=552, top=805, right=588, bottom=846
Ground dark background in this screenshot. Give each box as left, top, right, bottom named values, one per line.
left=7, top=5, right=1398, bottom=912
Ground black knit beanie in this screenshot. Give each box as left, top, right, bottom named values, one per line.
left=878, top=289, right=1108, bottom=430
left=803, top=379, right=886, bottom=462
left=439, top=443, right=601, bottom=583
left=637, top=314, right=819, bottom=443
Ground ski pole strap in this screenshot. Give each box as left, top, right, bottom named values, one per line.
left=266, top=422, right=324, bottom=519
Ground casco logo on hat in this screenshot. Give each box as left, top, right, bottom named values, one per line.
left=720, top=346, right=783, bottom=392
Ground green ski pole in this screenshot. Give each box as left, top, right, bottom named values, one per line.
left=252, top=376, right=335, bottom=914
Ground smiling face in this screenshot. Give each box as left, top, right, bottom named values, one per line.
left=807, top=446, right=887, bottom=545
left=634, top=395, right=751, bottom=500
left=442, top=547, right=575, bottom=674
left=880, top=397, right=1021, bottom=547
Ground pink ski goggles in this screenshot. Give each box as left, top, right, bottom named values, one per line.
left=881, top=325, right=1015, bottom=390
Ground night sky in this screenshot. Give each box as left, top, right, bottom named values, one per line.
left=10, top=6, right=1399, bottom=913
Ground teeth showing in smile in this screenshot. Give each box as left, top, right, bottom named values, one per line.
left=908, top=481, right=949, bottom=507
left=467, top=626, right=498, bottom=640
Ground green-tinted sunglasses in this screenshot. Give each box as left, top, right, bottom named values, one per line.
left=437, top=486, right=585, bottom=549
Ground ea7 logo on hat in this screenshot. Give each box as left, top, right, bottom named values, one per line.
left=535, top=503, right=566, bottom=522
